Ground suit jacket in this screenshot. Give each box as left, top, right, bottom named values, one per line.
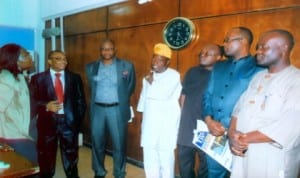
left=30, top=69, right=86, bottom=135
left=86, top=58, right=136, bottom=121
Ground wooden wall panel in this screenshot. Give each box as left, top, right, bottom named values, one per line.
left=248, top=0, right=300, bottom=9
left=64, top=32, right=107, bottom=139
left=64, top=8, right=108, bottom=35
left=181, top=0, right=300, bottom=18
left=242, top=8, right=300, bottom=68
left=178, top=7, right=300, bottom=74
left=108, top=0, right=179, bottom=29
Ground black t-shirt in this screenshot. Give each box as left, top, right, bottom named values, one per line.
left=177, top=65, right=211, bottom=147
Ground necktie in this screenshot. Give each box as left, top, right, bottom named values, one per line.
left=55, top=73, right=64, bottom=103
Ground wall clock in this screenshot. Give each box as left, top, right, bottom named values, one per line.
left=163, top=17, right=196, bottom=50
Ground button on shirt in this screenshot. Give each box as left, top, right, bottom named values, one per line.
left=50, top=69, right=65, bottom=114
left=94, top=60, right=118, bottom=104
left=202, top=55, right=262, bottom=128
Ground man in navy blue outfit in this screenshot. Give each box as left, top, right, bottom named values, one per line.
left=202, top=27, right=263, bottom=178
left=177, top=43, right=223, bottom=178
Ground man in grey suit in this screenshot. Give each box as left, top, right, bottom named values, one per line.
left=86, top=39, right=136, bottom=178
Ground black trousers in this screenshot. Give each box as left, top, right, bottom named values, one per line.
left=177, top=144, right=208, bottom=178
left=37, top=115, right=79, bottom=178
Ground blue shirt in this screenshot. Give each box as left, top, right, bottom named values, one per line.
left=94, top=59, right=119, bottom=103
left=202, top=55, right=262, bottom=128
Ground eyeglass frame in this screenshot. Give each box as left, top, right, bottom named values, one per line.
left=223, top=37, right=244, bottom=43
left=49, top=57, right=67, bottom=61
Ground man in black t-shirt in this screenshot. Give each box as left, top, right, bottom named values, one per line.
left=177, top=43, right=222, bottom=178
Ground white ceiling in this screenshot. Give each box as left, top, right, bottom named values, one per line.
left=41, top=0, right=127, bottom=19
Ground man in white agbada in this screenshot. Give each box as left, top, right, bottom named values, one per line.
left=228, top=29, right=300, bottom=178
left=137, top=43, right=182, bottom=178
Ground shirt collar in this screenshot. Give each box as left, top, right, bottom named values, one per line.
left=232, top=54, right=252, bottom=63
left=50, top=68, right=65, bottom=77
left=100, top=57, right=116, bottom=66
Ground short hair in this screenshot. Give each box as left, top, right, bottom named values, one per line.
left=100, top=38, right=115, bottom=48
left=236, top=26, right=253, bottom=45
left=0, top=43, right=22, bottom=78
left=269, top=29, right=294, bottom=51
left=48, top=50, right=66, bottom=59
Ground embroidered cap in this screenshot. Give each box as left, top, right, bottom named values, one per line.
left=153, top=43, right=172, bottom=59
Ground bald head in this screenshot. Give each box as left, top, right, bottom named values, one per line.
left=256, top=29, right=294, bottom=72
left=262, top=29, right=294, bottom=51
left=203, top=43, right=223, bottom=56
left=199, top=43, right=223, bottom=69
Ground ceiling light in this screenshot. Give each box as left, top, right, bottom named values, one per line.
left=138, top=0, right=152, bottom=5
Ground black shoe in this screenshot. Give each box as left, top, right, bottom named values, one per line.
left=94, top=176, right=105, bottom=178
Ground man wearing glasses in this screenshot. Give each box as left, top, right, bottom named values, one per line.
left=30, top=50, right=86, bottom=178
left=202, top=27, right=263, bottom=178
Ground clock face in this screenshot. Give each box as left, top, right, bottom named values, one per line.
left=163, top=17, right=196, bottom=50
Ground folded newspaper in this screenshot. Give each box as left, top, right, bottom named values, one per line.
left=192, top=120, right=233, bottom=171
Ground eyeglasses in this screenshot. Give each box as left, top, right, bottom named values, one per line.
left=18, top=50, right=32, bottom=61
left=50, top=57, right=67, bottom=61
left=101, top=48, right=114, bottom=51
left=223, top=37, right=243, bottom=43
left=18, top=53, right=32, bottom=61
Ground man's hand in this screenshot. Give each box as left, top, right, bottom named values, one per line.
left=145, top=71, right=153, bottom=84
left=205, top=116, right=226, bottom=136
left=46, top=101, right=63, bottom=113
left=228, top=130, right=248, bottom=157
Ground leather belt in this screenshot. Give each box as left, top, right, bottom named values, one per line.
left=95, top=102, right=119, bottom=107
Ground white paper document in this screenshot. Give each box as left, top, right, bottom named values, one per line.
left=192, top=120, right=233, bottom=171
left=128, top=106, right=134, bottom=123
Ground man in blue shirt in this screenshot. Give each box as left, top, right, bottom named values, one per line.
left=202, top=27, right=262, bottom=178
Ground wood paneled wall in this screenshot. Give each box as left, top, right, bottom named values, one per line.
left=45, top=0, right=300, bottom=166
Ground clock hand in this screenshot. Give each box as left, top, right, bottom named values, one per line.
left=176, top=31, right=182, bottom=40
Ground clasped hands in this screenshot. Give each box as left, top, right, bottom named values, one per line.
left=228, top=129, right=248, bottom=157
left=46, top=100, right=63, bottom=113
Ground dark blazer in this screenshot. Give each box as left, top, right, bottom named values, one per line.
left=30, top=69, right=86, bottom=135
left=86, top=58, right=136, bottom=121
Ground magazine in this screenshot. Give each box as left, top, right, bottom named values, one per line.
left=192, top=120, right=233, bottom=171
